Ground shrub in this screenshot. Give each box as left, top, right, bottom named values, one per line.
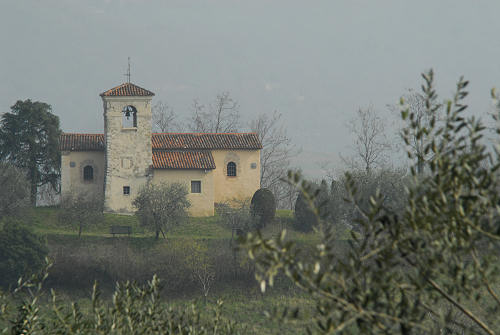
left=293, top=180, right=332, bottom=232
left=46, top=237, right=256, bottom=296
left=250, top=188, right=276, bottom=229
left=293, top=192, right=318, bottom=232
left=328, top=168, right=408, bottom=232
left=0, top=220, right=48, bottom=288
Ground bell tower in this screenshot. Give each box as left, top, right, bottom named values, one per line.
left=100, top=82, right=154, bottom=213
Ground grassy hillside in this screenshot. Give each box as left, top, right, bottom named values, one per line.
left=4, top=207, right=350, bottom=334
left=28, top=207, right=331, bottom=242
left=30, top=207, right=224, bottom=238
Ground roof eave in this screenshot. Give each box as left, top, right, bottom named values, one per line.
left=100, top=94, right=154, bottom=99
left=152, top=167, right=215, bottom=170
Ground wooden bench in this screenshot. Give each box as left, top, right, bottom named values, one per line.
left=110, top=225, right=132, bottom=237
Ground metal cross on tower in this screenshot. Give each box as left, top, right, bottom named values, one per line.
left=124, top=57, right=131, bottom=83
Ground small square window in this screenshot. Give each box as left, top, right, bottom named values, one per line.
left=250, top=163, right=257, bottom=169
left=123, top=186, right=130, bottom=195
left=191, top=181, right=201, bottom=193
left=70, top=161, right=76, bottom=168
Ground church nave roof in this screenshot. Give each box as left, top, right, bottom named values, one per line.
left=60, top=133, right=261, bottom=151
left=152, top=133, right=262, bottom=150
left=59, top=133, right=105, bottom=151
left=152, top=150, right=215, bottom=170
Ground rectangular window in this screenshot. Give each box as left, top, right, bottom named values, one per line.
left=123, top=186, right=130, bottom=195
left=83, top=165, right=94, bottom=181
left=191, top=181, right=201, bottom=193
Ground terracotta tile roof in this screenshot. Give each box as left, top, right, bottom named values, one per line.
left=60, top=133, right=105, bottom=151
left=60, top=132, right=260, bottom=170
left=152, top=150, right=215, bottom=169
left=152, top=133, right=262, bottom=150
left=100, top=82, right=155, bottom=97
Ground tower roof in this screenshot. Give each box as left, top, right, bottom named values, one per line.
left=100, top=82, right=155, bottom=97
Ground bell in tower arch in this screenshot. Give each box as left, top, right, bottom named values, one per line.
left=122, top=105, right=137, bottom=127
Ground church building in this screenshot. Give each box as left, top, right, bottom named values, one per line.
left=59, top=82, right=262, bottom=216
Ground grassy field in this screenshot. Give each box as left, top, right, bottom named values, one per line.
left=4, top=206, right=346, bottom=334
left=28, top=206, right=336, bottom=242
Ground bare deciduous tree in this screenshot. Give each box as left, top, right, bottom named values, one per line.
left=59, top=193, right=104, bottom=237
left=0, top=162, right=30, bottom=219
left=152, top=101, right=180, bottom=132
left=280, top=179, right=299, bottom=210
left=216, top=198, right=251, bottom=231
left=344, top=107, right=391, bottom=173
left=188, top=92, right=240, bottom=133
left=250, top=111, right=296, bottom=207
left=184, top=239, right=215, bottom=299
left=133, top=182, right=190, bottom=240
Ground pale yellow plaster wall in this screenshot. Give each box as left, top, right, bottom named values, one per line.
left=211, top=150, right=260, bottom=204
left=61, top=151, right=105, bottom=200
left=152, top=169, right=214, bottom=217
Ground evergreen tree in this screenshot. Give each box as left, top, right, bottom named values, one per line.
left=0, top=100, right=61, bottom=205
left=250, top=188, right=276, bottom=229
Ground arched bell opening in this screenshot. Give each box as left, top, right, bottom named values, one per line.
left=122, top=105, right=137, bottom=128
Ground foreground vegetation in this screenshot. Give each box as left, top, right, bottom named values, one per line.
left=0, top=273, right=315, bottom=334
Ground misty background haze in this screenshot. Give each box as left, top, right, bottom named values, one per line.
left=1, top=0, right=499, bottom=178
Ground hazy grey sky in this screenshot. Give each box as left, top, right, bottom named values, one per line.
left=1, top=0, right=499, bottom=176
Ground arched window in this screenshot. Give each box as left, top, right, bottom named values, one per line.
left=122, top=105, right=137, bottom=128
left=83, top=165, right=94, bottom=181
left=227, top=162, right=237, bottom=177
